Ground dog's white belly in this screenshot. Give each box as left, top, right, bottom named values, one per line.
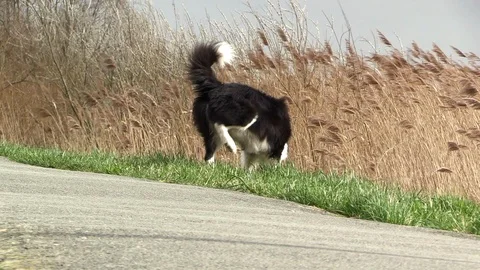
left=228, top=129, right=269, bottom=154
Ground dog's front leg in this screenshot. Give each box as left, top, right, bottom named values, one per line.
left=280, top=143, right=288, bottom=163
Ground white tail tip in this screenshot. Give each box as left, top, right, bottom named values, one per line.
left=216, top=42, right=235, bottom=67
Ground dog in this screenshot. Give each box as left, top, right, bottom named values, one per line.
left=187, top=41, right=292, bottom=169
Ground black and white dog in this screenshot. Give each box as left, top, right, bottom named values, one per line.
left=188, top=41, right=292, bottom=169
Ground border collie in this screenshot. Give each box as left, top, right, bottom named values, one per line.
left=187, top=41, right=292, bottom=169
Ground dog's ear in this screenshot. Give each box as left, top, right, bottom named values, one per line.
left=279, top=96, right=293, bottom=105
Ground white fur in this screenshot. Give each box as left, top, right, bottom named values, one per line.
left=207, top=156, right=215, bottom=164
left=231, top=127, right=271, bottom=170
left=216, top=42, right=235, bottom=67
left=280, top=143, right=288, bottom=162
left=229, top=129, right=269, bottom=154
left=240, top=151, right=249, bottom=169
left=240, top=140, right=287, bottom=169
left=214, top=123, right=237, bottom=153
left=241, top=115, right=258, bottom=130
left=212, top=117, right=287, bottom=169
left=213, top=115, right=258, bottom=155
left=241, top=152, right=268, bottom=170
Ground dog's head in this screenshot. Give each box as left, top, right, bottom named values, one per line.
left=265, top=96, right=292, bottom=163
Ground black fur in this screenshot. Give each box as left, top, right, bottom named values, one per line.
left=188, top=41, right=292, bottom=165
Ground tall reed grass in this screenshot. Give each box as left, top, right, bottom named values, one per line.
left=1, top=0, right=479, bottom=201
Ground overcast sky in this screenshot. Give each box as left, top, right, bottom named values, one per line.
left=151, top=0, right=479, bottom=56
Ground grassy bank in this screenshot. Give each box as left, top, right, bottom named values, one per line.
left=1, top=142, right=479, bottom=236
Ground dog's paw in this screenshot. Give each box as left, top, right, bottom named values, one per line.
left=227, top=143, right=237, bottom=154
left=206, top=157, right=215, bottom=164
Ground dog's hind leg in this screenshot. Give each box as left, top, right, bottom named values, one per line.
left=241, top=151, right=252, bottom=169
left=215, top=114, right=258, bottom=154
left=214, top=123, right=237, bottom=153
left=204, top=135, right=223, bottom=164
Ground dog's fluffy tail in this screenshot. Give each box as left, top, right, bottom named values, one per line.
left=188, top=41, right=235, bottom=96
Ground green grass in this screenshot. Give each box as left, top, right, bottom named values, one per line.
left=1, top=141, right=480, bottom=236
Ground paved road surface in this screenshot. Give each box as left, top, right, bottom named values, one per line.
left=0, top=157, right=479, bottom=269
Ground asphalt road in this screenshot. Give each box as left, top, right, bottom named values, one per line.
left=1, top=157, right=480, bottom=270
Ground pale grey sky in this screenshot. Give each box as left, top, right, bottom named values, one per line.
left=151, top=0, right=479, bottom=56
